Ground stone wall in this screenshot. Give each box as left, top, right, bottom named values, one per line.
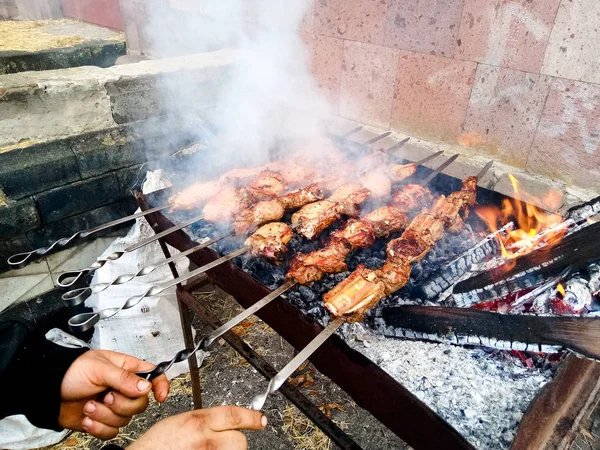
left=0, top=50, right=238, bottom=271
left=118, top=0, right=600, bottom=191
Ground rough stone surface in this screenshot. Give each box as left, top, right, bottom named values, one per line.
left=34, top=173, right=119, bottom=224
left=115, top=164, right=145, bottom=199
left=339, top=41, right=399, bottom=128
left=383, top=0, right=464, bottom=57
left=541, top=0, right=600, bottom=85
left=528, top=78, right=600, bottom=190
left=456, top=0, right=561, bottom=73
left=0, top=197, right=40, bottom=237
left=461, top=64, right=552, bottom=167
left=0, top=140, right=81, bottom=199
left=391, top=51, right=476, bottom=142
left=0, top=233, right=30, bottom=271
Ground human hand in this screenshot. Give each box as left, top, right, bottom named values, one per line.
left=127, top=405, right=267, bottom=450
left=59, top=350, right=170, bottom=439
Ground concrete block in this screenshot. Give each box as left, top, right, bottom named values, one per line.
left=302, top=33, right=343, bottom=112
left=339, top=41, right=399, bottom=128
left=391, top=51, right=476, bottom=142
left=0, top=197, right=40, bottom=237
left=541, top=0, right=600, bottom=84
left=528, top=78, right=600, bottom=190
left=70, top=127, right=146, bottom=178
left=461, top=64, right=552, bottom=167
left=383, top=0, right=464, bottom=57
left=34, top=173, right=119, bottom=224
left=456, top=0, right=560, bottom=73
left=0, top=140, right=81, bottom=199
left=89, top=41, right=127, bottom=68
left=0, top=45, right=96, bottom=75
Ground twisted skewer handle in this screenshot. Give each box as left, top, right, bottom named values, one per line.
left=56, top=214, right=206, bottom=288
left=250, top=317, right=344, bottom=411
left=68, top=246, right=249, bottom=332
left=135, top=281, right=297, bottom=380
left=61, top=233, right=233, bottom=306
left=7, top=205, right=168, bottom=269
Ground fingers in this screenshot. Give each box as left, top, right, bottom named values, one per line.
left=100, top=360, right=153, bottom=399
left=212, top=430, right=249, bottom=450
left=151, top=373, right=170, bottom=403
left=202, top=406, right=267, bottom=432
left=81, top=416, right=119, bottom=440
left=84, top=401, right=132, bottom=428
left=103, top=391, right=149, bottom=416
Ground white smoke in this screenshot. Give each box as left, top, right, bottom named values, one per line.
left=141, top=0, right=332, bottom=169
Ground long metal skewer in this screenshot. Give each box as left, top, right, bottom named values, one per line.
left=363, top=131, right=392, bottom=145
left=61, top=233, right=234, bottom=306
left=248, top=159, right=494, bottom=410
left=135, top=280, right=297, bottom=380
left=419, top=154, right=459, bottom=186
left=382, top=137, right=410, bottom=153
left=340, top=125, right=363, bottom=139
left=7, top=205, right=170, bottom=269
left=250, top=317, right=345, bottom=410
left=411, top=150, right=443, bottom=167
left=68, top=246, right=249, bottom=332
left=56, top=213, right=206, bottom=288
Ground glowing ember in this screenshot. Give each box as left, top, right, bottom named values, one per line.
left=476, top=175, right=566, bottom=263
left=557, top=283, right=566, bottom=298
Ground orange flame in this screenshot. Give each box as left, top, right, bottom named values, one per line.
left=557, top=284, right=566, bottom=297
left=476, top=175, right=565, bottom=264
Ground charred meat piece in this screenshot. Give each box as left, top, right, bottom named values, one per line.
left=390, top=163, right=417, bottom=182
left=447, top=176, right=477, bottom=217
left=168, top=180, right=221, bottom=211
left=363, top=206, right=408, bottom=238
left=245, top=222, right=293, bottom=260
left=278, top=184, right=323, bottom=210
left=219, top=166, right=264, bottom=184
left=287, top=239, right=353, bottom=285
left=203, top=186, right=254, bottom=224
left=389, top=184, right=434, bottom=212
left=328, top=184, right=371, bottom=216
left=292, top=200, right=342, bottom=240
left=429, top=196, right=466, bottom=233
left=386, top=230, right=431, bottom=264
left=323, top=265, right=386, bottom=322
left=376, top=261, right=412, bottom=296
left=359, top=169, right=392, bottom=200
left=330, top=219, right=376, bottom=249
left=233, top=200, right=285, bottom=235
left=267, top=160, right=316, bottom=186
left=406, top=213, right=445, bottom=245
left=248, top=171, right=286, bottom=200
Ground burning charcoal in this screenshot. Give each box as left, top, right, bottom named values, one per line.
left=298, top=285, right=317, bottom=303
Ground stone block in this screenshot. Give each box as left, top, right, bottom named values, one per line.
left=62, top=0, right=124, bottom=30
left=69, top=127, right=146, bottom=178
left=390, top=51, right=477, bottom=142
left=0, top=233, right=30, bottom=272
left=115, top=164, right=144, bottom=199
left=302, top=33, right=343, bottom=111
left=89, top=41, right=127, bottom=68
left=541, top=0, right=600, bottom=84
left=299, top=0, right=314, bottom=33
left=461, top=64, right=552, bottom=167
left=339, top=41, right=399, bottom=128
left=314, top=0, right=388, bottom=45
left=527, top=78, right=600, bottom=190
left=0, top=140, right=81, bottom=199
left=0, top=197, right=40, bottom=237
left=0, top=45, right=96, bottom=75
left=34, top=173, right=119, bottom=224
left=27, top=201, right=126, bottom=250
left=0, top=66, right=116, bottom=147
left=456, top=0, right=560, bottom=73
left=383, top=0, right=464, bottom=57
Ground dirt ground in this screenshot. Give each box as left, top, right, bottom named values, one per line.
left=44, top=285, right=409, bottom=450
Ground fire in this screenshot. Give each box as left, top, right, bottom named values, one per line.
left=476, top=175, right=566, bottom=262
left=557, top=283, right=566, bottom=298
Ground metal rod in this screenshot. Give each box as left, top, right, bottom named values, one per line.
left=419, top=154, right=459, bottom=186
left=382, top=137, right=410, bottom=153
left=363, top=131, right=392, bottom=145
left=61, top=232, right=233, bottom=306
left=67, top=246, right=249, bottom=332
left=136, top=280, right=297, bottom=380
left=340, top=125, right=363, bottom=139
left=55, top=214, right=207, bottom=288
left=414, top=150, right=444, bottom=166
left=476, top=160, right=494, bottom=181
left=7, top=205, right=170, bottom=269
left=250, top=317, right=345, bottom=410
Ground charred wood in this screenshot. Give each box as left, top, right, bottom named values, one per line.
left=370, top=306, right=600, bottom=360
left=564, top=194, right=600, bottom=224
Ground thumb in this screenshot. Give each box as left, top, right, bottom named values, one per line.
left=99, top=361, right=152, bottom=398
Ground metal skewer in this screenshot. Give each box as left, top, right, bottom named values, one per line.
left=7, top=205, right=170, bottom=269
left=476, top=160, right=494, bottom=181
left=68, top=246, right=249, bottom=332
left=56, top=213, right=206, bottom=288
left=135, top=280, right=297, bottom=380
left=419, top=153, right=459, bottom=186
left=382, top=137, right=410, bottom=153
left=411, top=150, right=443, bottom=166
left=363, top=131, right=392, bottom=145
left=61, top=232, right=234, bottom=306
left=340, top=125, right=363, bottom=139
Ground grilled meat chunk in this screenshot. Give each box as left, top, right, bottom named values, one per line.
left=245, top=222, right=293, bottom=260
left=359, top=170, right=392, bottom=200
left=447, top=176, right=477, bottom=218
left=429, top=196, right=466, bottom=233
left=266, top=161, right=316, bottom=186
left=248, top=171, right=286, bottom=200
left=292, top=200, right=342, bottom=240
left=389, top=184, right=434, bottom=212
left=363, top=206, right=408, bottom=238
left=376, top=261, right=412, bottom=296
left=386, top=230, right=431, bottom=264
left=323, top=265, right=386, bottom=322
left=330, top=220, right=376, bottom=249
left=390, top=163, right=417, bottom=182
left=168, top=180, right=221, bottom=211
left=219, top=166, right=264, bottom=184
left=328, top=184, right=371, bottom=217
left=233, top=200, right=285, bottom=235
left=278, top=184, right=323, bottom=210
left=287, top=239, right=353, bottom=285
left=406, top=213, right=445, bottom=245
left=203, top=186, right=254, bottom=224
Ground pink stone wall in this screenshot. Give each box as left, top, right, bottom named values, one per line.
left=61, top=0, right=124, bottom=30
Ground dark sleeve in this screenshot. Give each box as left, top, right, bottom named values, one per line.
left=0, top=319, right=88, bottom=431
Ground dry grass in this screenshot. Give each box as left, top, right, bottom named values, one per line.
left=0, top=20, right=86, bottom=52
left=280, top=404, right=332, bottom=450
